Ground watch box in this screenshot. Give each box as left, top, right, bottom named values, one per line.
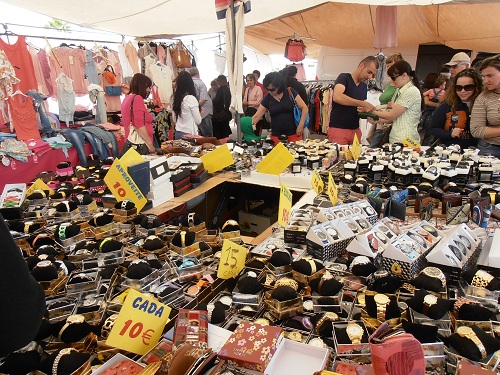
left=332, top=320, right=370, bottom=357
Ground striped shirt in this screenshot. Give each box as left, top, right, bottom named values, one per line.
left=470, top=90, right=500, bottom=145
left=389, top=81, right=422, bottom=144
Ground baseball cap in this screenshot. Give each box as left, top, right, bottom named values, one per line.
left=445, top=52, right=470, bottom=66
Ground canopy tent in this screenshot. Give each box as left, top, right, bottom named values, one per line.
left=3, top=0, right=500, bottom=55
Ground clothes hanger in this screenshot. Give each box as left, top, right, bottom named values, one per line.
left=10, top=90, right=27, bottom=97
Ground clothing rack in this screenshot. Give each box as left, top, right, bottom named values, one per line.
left=0, top=32, right=121, bottom=45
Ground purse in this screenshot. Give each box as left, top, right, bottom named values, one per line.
left=172, top=42, right=192, bottom=68
left=102, top=65, right=116, bottom=84
left=369, top=322, right=426, bottom=375
left=441, top=192, right=462, bottom=214
left=212, top=88, right=232, bottom=122
left=287, top=87, right=310, bottom=128
left=414, top=193, right=430, bottom=213
left=105, top=86, right=122, bottom=96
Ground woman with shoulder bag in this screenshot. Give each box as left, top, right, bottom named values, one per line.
left=172, top=71, right=202, bottom=140
left=120, top=73, right=155, bottom=156
left=212, top=75, right=232, bottom=140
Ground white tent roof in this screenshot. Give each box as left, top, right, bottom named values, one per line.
left=2, top=0, right=500, bottom=54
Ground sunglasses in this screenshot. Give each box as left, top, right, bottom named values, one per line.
left=455, top=84, right=475, bottom=92
left=390, top=74, right=401, bottom=80
left=266, top=87, right=277, bottom=92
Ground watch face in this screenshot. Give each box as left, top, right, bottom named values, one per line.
left=449, top=245, right=463, bottom=261
left=424, top=294, right=438, bottom=305
left=327, top=228, right=338, bottom=239
left=317, top=231, right=328, bottom=241
left=346, top=221, right=358, bottom=233
left=303, top=300, right=314, bottom=311
left=374, top=231, right=388, bottom=244
left=308, top=338, right=326, bottom=348
left=374, top=293, right=390, bottom=305
left=346, top=324, right=363, bottom=337
left=454, top=240, right=467, bottom=256
left=357, top=219, right=370, bottom=229
left=344, top=209, right=353, bottom=216
left=364, top=206, right=376, bottom=216
left=67, top=314, right=85, bottom=324
left=446, top=254, right=461, bottom=267
left=408, top=232, right=428, bottom=248
left=458, top=235, right=472, bottom=250
left=423, top=267, right=442, bottom=279
left=422, top=224, right=438, bottom=237
left=352, top=207, right=362, bottom=214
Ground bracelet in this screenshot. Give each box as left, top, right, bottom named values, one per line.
left=52, top=348, right=77, bottom=375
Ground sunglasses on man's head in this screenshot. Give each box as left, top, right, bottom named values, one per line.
left=455, top=84, right=475, bottom=92
left=266, top=87, right=277, bottom=92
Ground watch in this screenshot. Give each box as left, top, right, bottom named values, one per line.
left=101, top=314, right=119, bottom=339
left=422, top=224, right=438, bottom=237
left=287, top=331, right=303, bottom=342
left=471, top=270, right=494, bottom=289
left=346, top=323, right=364, bottom=344
left=458, top=235, right=472, bottom=250
left=303, top=300, right=314, bottom=311
left=374, top=293, right=390, bottom=321
left=308, top=337, right=326, bottom=348
left=24, top=221, right=34, bottom=234
left=180, top=231, right=186, bottom=247
left=373, top=231, right=388, bottom=245
left=326, top=227, right=339, bottom=241
left=187, top=212, right=195, bottom=227
left=454, top=239, right=467, bottom=256
left=58, top=314, right=86, bottom=340
left=423, top=294, right=438, bottom=316
left=449, top=245, right=463, bottom=262
left=456, top=326, right=487, bottom=360
left=421, top=267, right=446, bottom=290
left=315, top=229, right=329, bottom=245
left=52, top=348, right=77, bottom=375
left=275, top=277, right=299, bottom=291
left=318, top=272, right=334, bottom=295
left=316, top=312, right=339, bottom=333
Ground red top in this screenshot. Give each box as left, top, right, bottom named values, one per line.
left=121, top=94, right=154, bottom=141
left=8, top=95, right=41, bottom=140
left=256, top=81, right=267, bottom=96
left=0, top=36, right=37, bottom=93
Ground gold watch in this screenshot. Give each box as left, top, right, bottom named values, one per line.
left=52, top=347, right=77, bottom=375
left=318, top=272, right=333, bottom=295
left=456, top=326, right=487, bottom=360
left=58, top=314, right=86, bottom=341
left=180, top=231, right=186, bottom=247
left=275, top=277, right=299, bottom=291
left=421, top=267, right=446, bottom=289
left=374, top=293, right=390, bottom=321
left=346, top=323, right=364, bottom=344
left=316, top=312, right=339, bottom=333
left=471, top=270, right=494, bottom=289
left=423, top=294, right=438, bottom=316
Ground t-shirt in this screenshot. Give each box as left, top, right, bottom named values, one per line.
left=261, top=88, right=298, bottom=136
left=330, top=73, right=367, bottom=129
left=379, top=84, right=397, bottom=105
left=430, top=101, right=476, bottom=149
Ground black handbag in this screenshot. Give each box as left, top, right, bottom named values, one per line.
left=213, top=88, right=232, bottom=122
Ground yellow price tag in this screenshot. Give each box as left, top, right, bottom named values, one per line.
left=403, top=137, right=421, bottom=149
left=26, top=178, right=54, bottom=196
left=311, top=168, right=324, bottom=195
left=256, top=142, right=295, bottom=175
left=278, top=182, right=293, bottom=227
left=104, top=158, right=148, bottom=212
left=327, top=172, right=338, bottom=206
left=200, top=144, right=234, bottom=173
left=120, top=147, right=146, bottom=168
left=106, top=289, right=171, bottom=355
left=217, top=239, right=248, bottom=279
left=351, top=133, right=361, bottom=160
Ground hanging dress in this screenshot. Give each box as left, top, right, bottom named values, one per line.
left=56, top=73, right=76, bottom=124
left=0, top=35, right=37, bottom=93
left=8, top=94, right=41, bottom=140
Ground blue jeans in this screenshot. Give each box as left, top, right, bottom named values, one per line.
left=175, top=130, right=189, bottom=140
left=198, top=115, right=213, bottom=137
left=477, top=139, right=500, bottom=158
left=369, top=129, right=385, bottom=148
left=59, top=128, right=87, bottom=166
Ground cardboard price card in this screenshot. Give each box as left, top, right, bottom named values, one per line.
left=351, top=133, right=361, bottom=160
left=311, top=168, right=324, bottom=195
left=104, top=158, right=148, bottom=212
left=327, top=172, right=338, bottom=206
left=217, top=239, right=248, bottom=279
left=106, top=289, right=171, bottom=355
left=200, top=144, right=234, bottom=173
left=256, top=142, right=294, bottom=175
left=26, top=178, right=54, bottom=196
left=278, top=181, right=293, bottom=227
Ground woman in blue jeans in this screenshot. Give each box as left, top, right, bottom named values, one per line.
left=470, top=56, right=500, bottom=157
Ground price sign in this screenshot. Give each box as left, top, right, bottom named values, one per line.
left=106, top=289, right=171, bottom=355
left=104, top=158, right=147, bottom=212
left=278, top=182, right=293, bottom=227
left=351, top=133, right=361, bottom=160
left=311, top=168, right=324, bottom=195
left=327, top=172, right=338, bottom=206
left=256, top=142, right=295, bottom=175
left=26, top=178, right=54, bottom=196
left=217, top=239, right=248, bottom=279
left=200, top=144, right=234, bottom=173
left=403, top=137, right=420, bottom=149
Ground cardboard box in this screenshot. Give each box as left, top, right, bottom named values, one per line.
left=264, top=339, right=330, bottom=375
left=239, top=210, right=277, bottom=235
left=218, top=321, right=284, bottom=373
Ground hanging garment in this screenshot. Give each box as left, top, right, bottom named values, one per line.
left=37, top=49, right=54, bottom=97
left=0, top=49, right=20, bottom=126
left=0, top=35, right=37, bottom=93
left=149, top=63, right=174, bottom=107
left=118, top=43, right=134, bottom=80
left=214, top=51, right=226, bottom=75
left=165, top=47, right=178, bottom=78
left=125, top=41, right=140, bottom=75
left=88, top=84, right=107, bottom=125
left=157, top=45, right=166, bottom=65
left=56, top=73, right=76, bottom=124
left=373, top=6, right=398, bottom=49
left=85, top=49, right=100, bottom=85
left=26, top=90, right=53, bottom=135
left=144, top=54, right=156, bottom=81
left=99, top=49, right=122, bottom=113
left=27, top=45, right=48, bottom=96
left=8, top=94, right=41, bottom=140
left=48, top=46, right=87, bottom=96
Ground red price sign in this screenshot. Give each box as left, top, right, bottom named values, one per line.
left=106, top=289, right=170, bottom=355
left=278, top=182, right=293, bottom=227
left=327, top=172, right=338, bottom=206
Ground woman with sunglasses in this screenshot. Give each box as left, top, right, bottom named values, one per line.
left=251, top=72, right=308, bottom=144
left=369, top=61, right=423, bottom=145
left=430, top=69, right=482, bottom=148
left=470, top=55, right=500, bottom=156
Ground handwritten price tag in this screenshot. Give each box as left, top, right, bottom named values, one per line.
left=403, top=137, right=420, bottom=149
left=278, top=182, right=293, bottom=227
left=351, top=133, right=361, bottom=160
left=327, top=172, right=338, bottom=206
left=106, top=289, right=171, bottom=355
left=217, top=239, right=248, bottom=279
left=311, top=168, right=324, bottom=195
